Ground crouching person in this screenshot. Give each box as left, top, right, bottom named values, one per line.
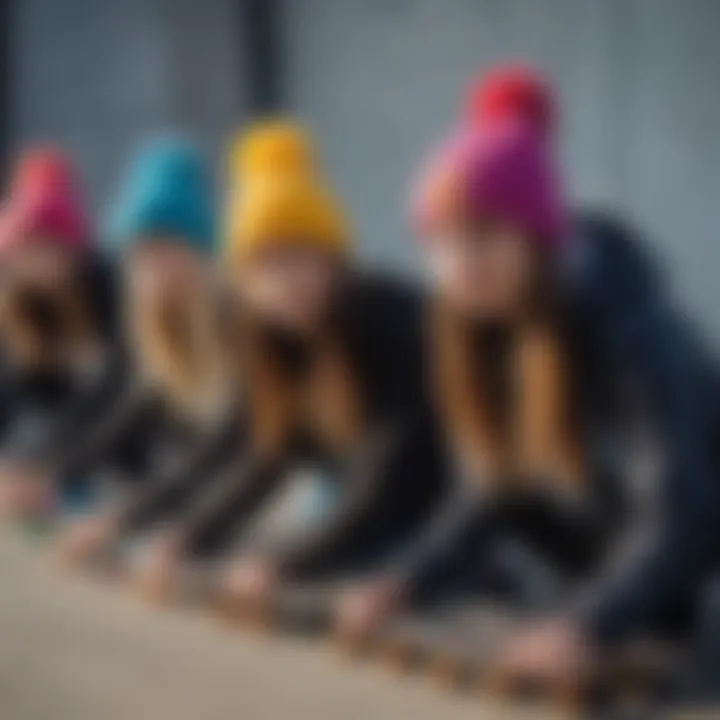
left=338, top=117, right=720, bottom=698
left=0, top=147, right=125, bottom=523
left=463, top=64, right=720, bottom=694
left=335, top=120, right=617, bottom=644
left=54, top=139, right=246, bottom=597
left=154, top=121, right=446, bottom=623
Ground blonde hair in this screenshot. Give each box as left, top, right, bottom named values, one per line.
left=243, top=319, right=364, bottom=457
left=128, top=268, right=241, bottom=423
left=432, top=296, right=585, bottom=494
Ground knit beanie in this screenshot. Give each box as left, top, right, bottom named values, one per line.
left=0, top=147, right=91, bottom=252
left=411, top=121, right=566, bottom=250
left=463, top=64, right=556, bottom=139
left=225, top=120, right=351, bottom=263
left=229, top=120, right=316, bottom=184
left=104, top=137, right=215, bottom=255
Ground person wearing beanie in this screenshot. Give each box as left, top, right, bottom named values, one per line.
left=0, top=147, right=136, bottom=521
left=52, top=138, right=249, bottom=597
left=53, top=272, right=247, bottom=598
left=146, top=119, right=445, bottom=615
left=456, top=65, right=720, bottom=686
left=334, top=121, right=611, bottom=646
left=335, top=119, right=720, bottom=695
left=0, top=147, right=94, bottom=380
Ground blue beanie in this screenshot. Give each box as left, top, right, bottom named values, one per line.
left=104, top=137, right=215, bottom=254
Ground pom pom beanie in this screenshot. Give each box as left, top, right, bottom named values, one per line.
left=411, top=121, right=566, bottom=250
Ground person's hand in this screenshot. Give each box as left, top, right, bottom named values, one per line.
left=0, top=465, right=54, bottom=519
left=17, top=470, right=55, bottom=519
left=491, top=618, right=595, bottom=699
left=55, top=512, right=118, bottom=569
left=0, top=469, right=25, bottom=516
left=220, top=558, right=279, bottom=613
left=334, top=576, right=406, bottom=643
left=134, top=530, right=186, bottom=605
left=0, top=458, right=19, bottom=486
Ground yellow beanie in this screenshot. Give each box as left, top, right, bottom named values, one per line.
left=229, top=120, right=315, bottom=184
left=225, top=120, right=351, bottom=263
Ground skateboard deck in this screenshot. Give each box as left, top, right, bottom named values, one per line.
left=379, top=602, right=685, bottom=712
left=215, top=579, right=342, bottom=638
left=379, top=602, right=518, bottom=687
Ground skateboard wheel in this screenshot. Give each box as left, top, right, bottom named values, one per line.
left=335, top=628, right=376, bottom=658
left=380, top=637, right=424, bottom=673
left=430, top=653, right=477, bottom=691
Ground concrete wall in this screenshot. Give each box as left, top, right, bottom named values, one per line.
left=15, top=0, right=242, bottom=210
left=285, top=0, right=720, bottom=338
left=14, top=0, right=720, bottom=337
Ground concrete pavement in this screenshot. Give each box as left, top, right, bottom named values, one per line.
left=0, top=530, right=556, bottom=720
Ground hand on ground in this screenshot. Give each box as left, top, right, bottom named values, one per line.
left=220, top=558, right=279, bottom=614
left=134, top=530, right=186, bottom=605
left=334, top=577, right=406, bottom=643
left=490, top=618, right=595, bottom=700
left=55, top=512, right=118, bottom=569
left=0, top=466, right=54, bottom=520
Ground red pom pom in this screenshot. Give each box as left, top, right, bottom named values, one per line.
left=464, top=64, right=556, bottom=138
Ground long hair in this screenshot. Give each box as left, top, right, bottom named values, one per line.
left=128, top=268, right=242, bottom=424
left=432, top=266, right=585, bottom=494
left=242, top=284, right=365, bottom=458
left=0, top=257, right=99, bottom=371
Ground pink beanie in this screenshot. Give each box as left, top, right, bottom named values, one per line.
left=411, top=121, right=566, bottom=250
left=0, top=148, right=90, bottom=252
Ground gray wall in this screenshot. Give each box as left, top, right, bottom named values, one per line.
left=285, top=0, right=720, bottom=338
left=14, top=0, right=720, bottom=337
left=15, top=0, right=242, bottom=210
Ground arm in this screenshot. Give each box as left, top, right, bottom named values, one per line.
left=271, top=425, right=404, bottom=579
left=0, top=369, right=71, bottom=457
left=176, top=452, right=286, bottom=557
left=581, top=303, right=720, bottom=645
left=14, top=346, right=129, bottom=469
left=0, top=366, right=22, bottom=448
left=48, top=383, right=162, bottom=483
left=116, top=411, right=245, bottom=532
left=388, top=466, right=494, bottom=600
left=273, top=421, right=464, bottom=581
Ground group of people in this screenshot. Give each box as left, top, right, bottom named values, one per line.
left=0, top=63, right=718, bottom=694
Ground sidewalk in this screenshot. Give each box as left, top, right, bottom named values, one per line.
left=0, top=530, right=556, bottom=720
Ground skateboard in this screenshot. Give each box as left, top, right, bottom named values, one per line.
left=377, top=601, right=684, bottom=713
left=378, top=602, right=517, bottom=688
left=215, top=579, right=341, bottom=639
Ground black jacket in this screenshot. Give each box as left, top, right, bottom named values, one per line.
left=384, top=213, right=720, bottom=645
left=0, top=252, right=136, bottom=474
left=570, top=213, right=720, bottom=644
left=179, top=272, right=447, bottom=573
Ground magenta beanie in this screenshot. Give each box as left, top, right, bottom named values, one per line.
left=0, top=148, right=91, bottom=252
left=411, top=121, right=566, bottom=250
